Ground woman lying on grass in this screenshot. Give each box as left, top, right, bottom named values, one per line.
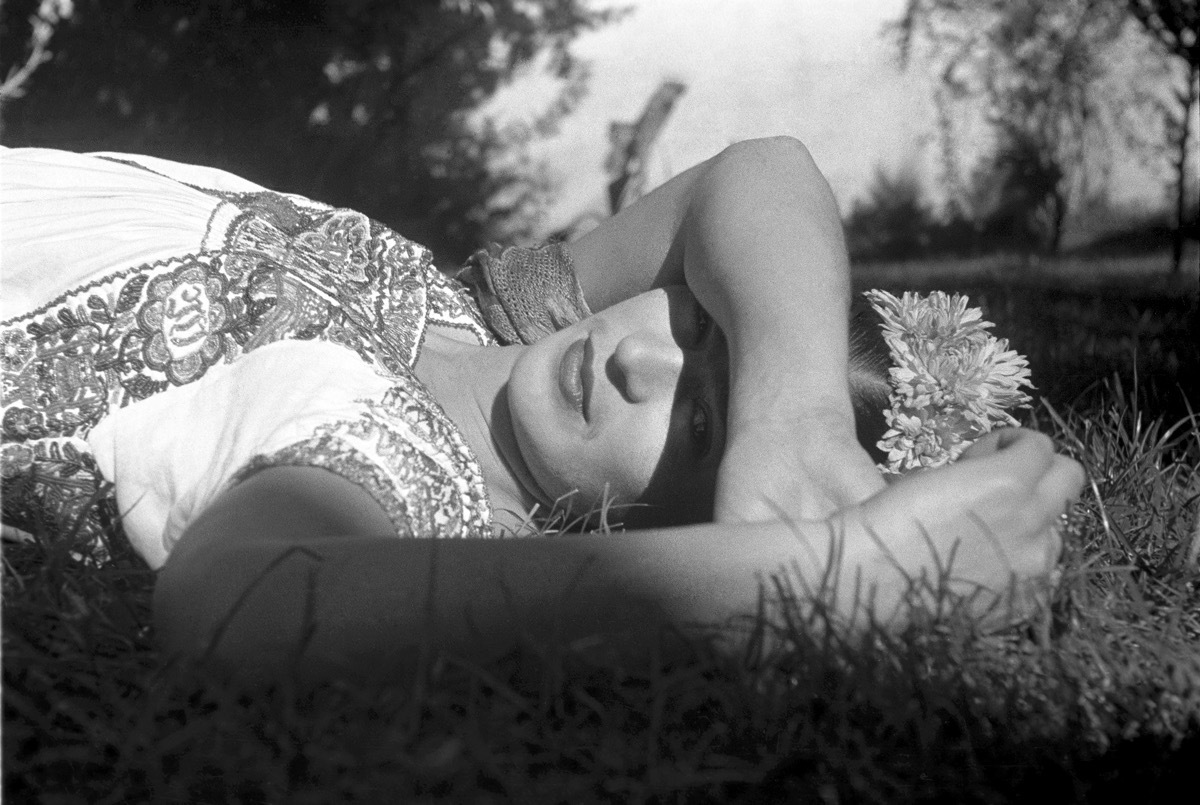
left=0, top=137, right=1084, bottom=679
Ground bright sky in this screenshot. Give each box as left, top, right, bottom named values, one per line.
left=488, top=0, right=936, bottom=233
left=488, top=0, right=1170, bottom=236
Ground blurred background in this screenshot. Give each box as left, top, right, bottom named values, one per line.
left=2, top=0, right=1197, bottom=408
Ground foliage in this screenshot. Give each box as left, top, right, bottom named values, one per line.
left=1126, top=0, right=1199, bottom=68
left=0, top=0, right=618, bottom=265
left=843, top=166, right=1196, bottom=262
left=0, top=0, right=72, bottom=121
left=1125, top=0, right=1200, bottom=272
left=892, top=0, right=1164, bottom=254
left=966, top=127, right=1069, bottom=252
left=4, top=278, right=1198, bottom=801
left=844, top=167, right=935, bottom=261
left=843, top=159, right=1078, bottom=259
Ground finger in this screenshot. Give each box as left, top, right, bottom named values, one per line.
left=970, top=428, right=1055, bottom=480
left=962, top=427, right=1050, bottom=460
left=1038, top=512, right=1067, bottom=573
left=999, top=455, right=1084, bottom=580
left=1047, top=522, right=1065, bottom=570
left=960, top=428, right=1007, bottom=460
left=940, top=430, right=1054, bottom=505
left=1034, top=454, right=1088, bottom=530
left=960, top=425, right=1037, bottom=460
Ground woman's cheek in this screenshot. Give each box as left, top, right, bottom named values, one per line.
left=514, top=425, right=575, bottom=503
left=595, top=411, right=672, bottom=505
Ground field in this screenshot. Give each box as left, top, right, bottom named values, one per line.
left=3, top=255, right=1198, bottom=803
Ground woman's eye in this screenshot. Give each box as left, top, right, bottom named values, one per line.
left=690, top=401, right=711, bottom=456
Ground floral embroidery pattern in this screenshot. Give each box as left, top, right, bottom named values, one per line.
left=3, top=406, right=46, bottom=441
left=293, top=211, right=373, bottom=285
left=235, top=378, right=493, bottom=541
left=2, top=158, right=498, bottom=550
left=137, top=262, right=233, bottom=384
left=426, top=263, right=494, bottom=345
left=1, top=443, right=34, bottom=479
left=1, top=330, right=34, bottom=369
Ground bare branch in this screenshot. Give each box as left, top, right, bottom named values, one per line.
left=0, top=0, right=73, bottom=104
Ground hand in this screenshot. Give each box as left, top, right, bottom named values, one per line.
left=715, top=411, right=886, bottom=524
left=842, top=428, right=1086, bottom=625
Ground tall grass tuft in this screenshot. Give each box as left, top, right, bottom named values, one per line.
left=4, top=381, right=1198, bottom=802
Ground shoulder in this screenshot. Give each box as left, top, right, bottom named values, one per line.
left=89, top=340, right=494, bottom=568
left=86, top=151, right=269, bottom=193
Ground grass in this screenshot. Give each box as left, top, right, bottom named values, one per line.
left=852, top=246, right=1200, bottom=293
left=854, top=254, right=1199, bottom=424
left=4, top=279, right=1199, bottom=802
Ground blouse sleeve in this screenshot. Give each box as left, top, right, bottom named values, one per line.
left=86, top=340, right=494, bottom=570
left=86, top=151, right=269, bottom=194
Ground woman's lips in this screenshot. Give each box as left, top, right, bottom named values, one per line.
left=558, top=336, right=592, bottom=421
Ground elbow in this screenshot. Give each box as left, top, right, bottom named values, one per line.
left=697, top=136, right=831, bottom=212
left=712, top=136, right=818, bottom=173
left=153, top=543, right=227, bottom=665
left=153, top=541, right=319, bottom=679
left=688, top=135, right=842, bottom=241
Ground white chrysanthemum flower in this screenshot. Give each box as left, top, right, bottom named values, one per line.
left=865, top=289, right=1033, bottom=475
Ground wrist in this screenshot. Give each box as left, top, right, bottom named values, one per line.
left=725, top=332, right=854, bottom=422
left=727, top=382, right=857, bottom=441
left=769, top=511, right=903, bottom=625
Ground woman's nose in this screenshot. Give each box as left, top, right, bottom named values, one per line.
left=610, top=332, right=684, bottom=403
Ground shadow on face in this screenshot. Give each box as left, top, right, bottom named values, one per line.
left=621, top=392, right=721, bottom=529
left=620, top=291, right=724, bottom=529
left=623, top=296, right=892, bottom=528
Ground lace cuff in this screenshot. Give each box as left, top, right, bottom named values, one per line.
left=455, top=242, right=592, bottom=345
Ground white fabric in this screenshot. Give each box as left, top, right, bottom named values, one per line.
left=88, top=339, right=393, bottom=569
left=0, top=147, right=255, bottom=320
left=87, top=151, right=269, bottom=193
left=2, top=148, right=496, bottom=567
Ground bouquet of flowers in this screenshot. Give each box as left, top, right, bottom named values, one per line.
left=865, top=289, right=1034, bottom=475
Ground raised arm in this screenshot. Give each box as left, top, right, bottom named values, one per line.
left=155, top=430, right=1084, bottom=681
left=567, top=137, right=882, bottom=522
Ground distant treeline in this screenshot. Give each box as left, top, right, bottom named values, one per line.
left=843, top=165, right=1199, bottom=263
left=883, top=0, right=1198, bottom=270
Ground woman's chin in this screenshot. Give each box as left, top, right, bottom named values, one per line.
left=507, top=346, right=577, bottom=495
left=503, top=403, right=564, bottom=509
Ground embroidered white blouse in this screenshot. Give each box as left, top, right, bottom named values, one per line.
left=1, top=148, right=499, bottom=568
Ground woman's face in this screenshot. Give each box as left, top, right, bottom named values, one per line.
left=506, top=285, right=728, bottom=526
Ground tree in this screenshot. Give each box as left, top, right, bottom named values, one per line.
left=893, top=0, right=1133, bottom=254
left=605, top=80, right=687, bottom=214
left=0, top=0, right=73, bottom=135
left=844, top=167, right=936, bottom=261
left=0, top=0, right=619, bottom=264
left=965, top=129, right=1068, bottom=252
left=1125, top=0, right=1199, bottom=272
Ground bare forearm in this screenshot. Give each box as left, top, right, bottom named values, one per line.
left=155, top=518, right=850, bottom=679
left=152, top=428, right=1084, bottom=682
left=152, top=430, right=1082, bottom=681
left=680, top=138, right=854, bottom=420
left=571, top=137, right=852, bottom=384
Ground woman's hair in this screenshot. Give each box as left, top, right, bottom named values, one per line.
left=847, top=297, right=893, bottom=465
